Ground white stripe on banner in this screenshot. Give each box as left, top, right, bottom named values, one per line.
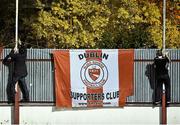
left=102, top=50, right=119, bottom=107
left=70, top=50, right=87, bottom=107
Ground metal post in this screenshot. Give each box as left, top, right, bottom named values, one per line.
left=14, top=83, right=20, bottom=124
left=161, top=1, right=168, bottom=122
left=13, top=0, right=20, bottom=124
left=15, top=0, right=19, bottom=48
left=162, top=0, right=166, bottom=50
left=14, top=0, right=20, bottom=124
left=161, top=83, right=167, bottom=124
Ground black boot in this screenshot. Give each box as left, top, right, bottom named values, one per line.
left=20, top=98, right=30, bottom=103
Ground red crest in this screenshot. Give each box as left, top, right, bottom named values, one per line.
left=88, top=68, right=100, bottom=81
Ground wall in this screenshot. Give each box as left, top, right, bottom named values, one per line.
left=0, top=49, right=180, bottom=124
left=0, top=106, right=180, bottom=124
left=0, top=106, right=11, bottom=124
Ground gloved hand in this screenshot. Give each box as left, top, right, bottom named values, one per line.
left=14, top=45, right=19, bottom=54
left=162, top=50, right=168, bottom=57
left=18, top=39, right=22, bottom=45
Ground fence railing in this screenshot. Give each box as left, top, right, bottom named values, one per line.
left=0, top=49, right=180, bottom=105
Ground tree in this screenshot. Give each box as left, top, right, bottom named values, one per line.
left=28, top=0, right=111, bottom=48
left=0, top=0, right=15, bottom=47
left=98, top=0, right=162, bottom=48
left=148, top=0, right=180, bottom=48
left=97, top=0, right=179, bottom=49
left=0, top=0, right=37, bottom=47
left=0, top=0, right=179, bottom=48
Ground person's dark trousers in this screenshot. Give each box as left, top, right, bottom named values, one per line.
left=155, top=74, right=171, bottom=103
left=18, top=77, right=29, bottom=100
left=6, top=81, right=15, bottom=103
left=7, top=75, right=29, bottom=102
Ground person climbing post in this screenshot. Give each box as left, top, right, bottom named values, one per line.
left=154, top=49, right=170, bottom=106
left=3, top=40, right=29, bottom=103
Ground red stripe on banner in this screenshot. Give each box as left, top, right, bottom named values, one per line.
left=118, top=49, right=134, bottom=107
left=85, top=50, right=103, bottom=107
left=53, top=50, right=72, bottom=108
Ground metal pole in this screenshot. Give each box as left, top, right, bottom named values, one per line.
left=162, top=0, right=166, bottom=50
left=14, top=1, right=20, bottom=124
left=14, top=84, right=20, bottom=124
left=162, top=3, right=168, bottom=123
left=161, top=84, right=167, bottom=124
left=15, top=0, right=19, bottom=47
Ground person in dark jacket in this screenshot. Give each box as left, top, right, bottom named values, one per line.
left=3, top=44, right=29, bottom=103
left=154, top=49, right=170, bottom=105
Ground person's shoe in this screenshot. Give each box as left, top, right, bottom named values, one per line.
left=20, top=99, right=30, bottom=103
left=166, top=101, right=170, bottom=107
left=7, top=100, right=14, bottom=104
left=7, top=98, right=15, bottom=104
left=153, top=101, right=161, bottom=106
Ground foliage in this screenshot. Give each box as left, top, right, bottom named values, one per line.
left=0, top=0, right=179, bottom=49
left=148, top=0, right=180, bottom=48
left=166, top=20, right=180, bottom=48
left=29, top=0, right=111, bottom=48
left=0, top=0, right=15, bottom=47
left=98, top=0, right=162, bottom=48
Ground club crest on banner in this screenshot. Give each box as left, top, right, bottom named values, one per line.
left=88, top=68, right=100, bottom=81
left=80, top=60, right=108, bottom=89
